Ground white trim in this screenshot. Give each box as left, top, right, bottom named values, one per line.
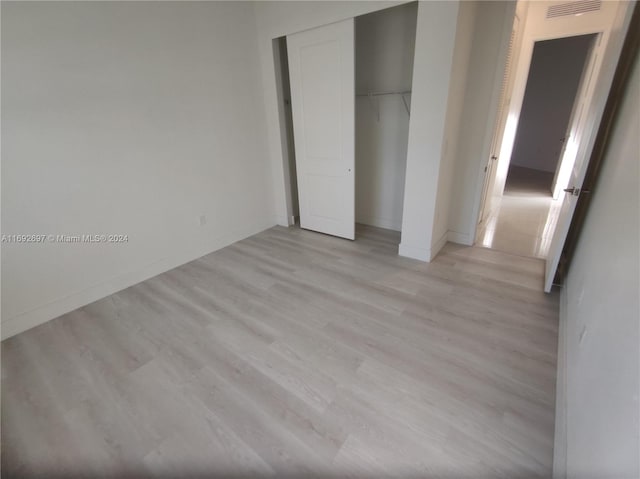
left=275, top=214, right=290, bottom=227
left=356, top=215, right=402, bottom=232
left=272, top=37, right=297, bottom=226
left=447, top=230, right=473, bottom=246
left=553, top=283, right=569, bottom=478
left=398, top=242, right=430, bottom=262
left=429, top=230, right=449, bottom=260
left=399, top=229, right=449, bottom=263
left=1, top=219, right=276, bottom=340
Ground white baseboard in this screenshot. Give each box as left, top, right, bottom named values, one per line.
left=356, top=214, right=402, bottom=232
left=1, top=219, right=275, bottom=340
left=399, top=231, right=448, bottom=263
left=429, top=231, right=449, bottom=260
left=553, top=285, right=569, bottom=479
left=447, top=230, right=473, bottom=246
left=398, top=242, right=430, bottom=262
left=399, top=229, right=472, bottom=263
left=275, top=214, right=289, bottom=227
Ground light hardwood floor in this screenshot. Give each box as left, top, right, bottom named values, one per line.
left=1, top=225, right=559, bottom=478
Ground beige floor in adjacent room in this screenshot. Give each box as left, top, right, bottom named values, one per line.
left=477, top=165, right=563, bottom=259
left=2, top=224, right=559, bottom=479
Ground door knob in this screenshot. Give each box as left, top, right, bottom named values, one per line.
left=564, top=187, right=580, bottom=196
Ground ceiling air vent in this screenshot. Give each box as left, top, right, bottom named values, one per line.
left=546, top=0, right=602, bottom=19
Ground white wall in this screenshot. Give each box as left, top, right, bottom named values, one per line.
left=429, top=0, right=476, bottom=250
left=1, top=2, right=274, bottom=339
left=553, top=51, right=639, bottom=479
left=511, top=35, right=594, bottom=173
left=397, top=0, right=461, bottom=261
left=355, top=3, right=417, bottom=231
left=2, top=0, right=469, bottom=340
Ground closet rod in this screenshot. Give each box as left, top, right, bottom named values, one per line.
left=355, top=90, right=411, bottom=97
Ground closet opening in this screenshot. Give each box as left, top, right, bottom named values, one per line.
left=275, top=2, right=418, bottom=248
left=354, top=2, right=417, bottom=246
left=273, top=36, right=299, bottom=226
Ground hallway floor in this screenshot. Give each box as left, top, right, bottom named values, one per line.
left=477, top=166, right=563, bottom=259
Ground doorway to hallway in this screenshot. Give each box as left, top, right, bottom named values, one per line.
left=477, top=31, right=597, bottom=260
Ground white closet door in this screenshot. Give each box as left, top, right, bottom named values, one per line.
left=287, top=19, right=355, bottom=240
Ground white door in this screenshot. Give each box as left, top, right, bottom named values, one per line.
left=478, top=16, right=520, bottom=225
left=544, top=29, right=621, bottom=292
left=550, top=35, right=599, bottom=199
left=544, top=156, right=589, bottom=292
left=550, top=131, right=573, bottom=200
left=287, top=19, right=355, bottom=240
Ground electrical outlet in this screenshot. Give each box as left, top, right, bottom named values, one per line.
left=199, top=215, right=207, bottom=227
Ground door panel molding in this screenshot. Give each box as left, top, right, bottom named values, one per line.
left=287, top=19, right=355, bottom=240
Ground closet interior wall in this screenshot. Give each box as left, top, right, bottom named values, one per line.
left=355, top=3, right=417, bottom=232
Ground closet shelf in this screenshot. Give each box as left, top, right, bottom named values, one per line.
left=356, top=90, right=412, bottom=118
left=355, top=90, right=411, bottom=97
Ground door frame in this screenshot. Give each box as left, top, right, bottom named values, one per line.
left=275, top=6, right=417, bottom=238
left=477, top=8, right=525, bottom=228
left=553, top=2, right=640, bottom=286
left=471, top=0, right=624, bottom=246
left=544, top=2, right=635, bottom=292
left=272, top=37, right=299, bottom=226
left=273, top=7, right=407, bottom=231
